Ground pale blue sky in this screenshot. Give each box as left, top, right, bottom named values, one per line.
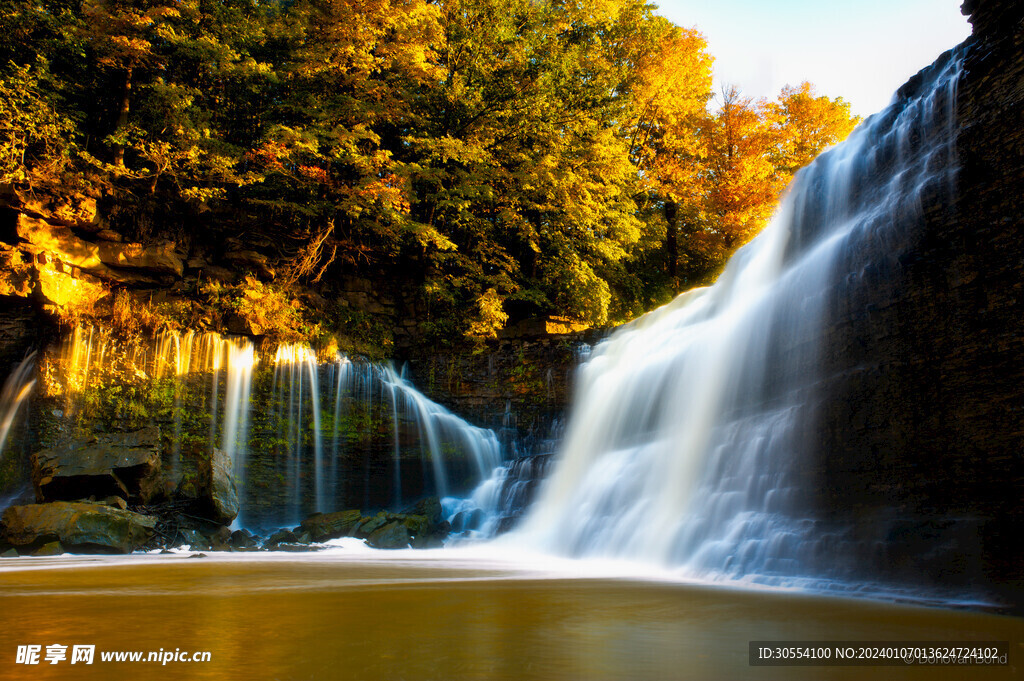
left=652, top=0, right=971, bottom=116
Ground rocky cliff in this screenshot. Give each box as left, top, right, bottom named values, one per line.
left=811, top=0, right=1024, bottom=605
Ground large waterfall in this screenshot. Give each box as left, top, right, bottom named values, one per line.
left=511, top=50, right=964, bottom=587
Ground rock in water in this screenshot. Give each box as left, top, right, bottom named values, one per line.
left=229, top=529, right=258, bottom=550
left=262, top=529, right=297, bottom=548
left=1, top=502, right=157, bottom=553
left=366, top=521, right=411, bottom=549
left=354, top=513, right=389, bottom=539
left=32, top=426, right=163, bottom=504
left=298, top=509, right=363, bottom=542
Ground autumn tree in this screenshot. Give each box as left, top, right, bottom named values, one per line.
left=768, top=81, right=860, bottom=177
left=0, top=0, right=863, bottom=344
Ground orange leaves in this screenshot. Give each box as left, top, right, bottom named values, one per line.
left=357, top=173, right=410, bottom=214
left=246, top=141, right=288, bottom=173
left=768, top=82, right=861, bottom=175
left=298, top=165, right=329, bottom=184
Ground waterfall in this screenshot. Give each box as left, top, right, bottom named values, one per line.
left=221, top=339, right=256, bottom=521
left=55, top=326, right=256, bottom=502
left=511, top=50, right=964, bottom=586
left=0, top=353, right=36, bottom=459
left=47, top=325, right=502, bottom=528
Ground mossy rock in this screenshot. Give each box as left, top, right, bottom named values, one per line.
left=1, top=502, right=156, bottom=553
left=354, top=513, right=389, bottom=539
left=298, top=509, right=362, bottom=542
left=402, top=497, right=443, bottom=526
left=33, top=540, right=64, bottom=556
left=366, top=521, right=411, bottom=549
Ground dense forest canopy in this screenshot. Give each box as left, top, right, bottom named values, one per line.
left=0, top=0, right=858, bottom=345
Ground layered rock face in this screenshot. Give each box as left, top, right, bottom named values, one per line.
left=811, top=0, right=1024, bottom=603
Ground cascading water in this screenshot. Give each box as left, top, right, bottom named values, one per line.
left=511, top=50, right=964, bottom=587
left=0, top=353, right=36, bottom=460
left=56, top=326, right=258, bottom=500
left=256, top=350, right=502, bottom=527
left=47, top=325, right=502, bottom=529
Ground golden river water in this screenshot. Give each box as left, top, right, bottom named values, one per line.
left=0, top=549, right=1020, bottom=680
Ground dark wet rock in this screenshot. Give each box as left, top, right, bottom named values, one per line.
left=263, top=528, right=297, bottom=548
left=1, top=502, right=156, bottom=553
left=366, top=521, right=411, bottom=549
left=298, top=509, right=362, bottom=542
left=402, top=497, right=443, bottom=526
left=274, top=543, right=323, bottom=553
left=189, top=552, right=207, bottom=559
left=206, top=448, right=238, bottom=524
left=32, top=426, right=163, bottom=504
left=401, top=514, right=429, bottom=539
left=33, top=540, right=63, bottom=556
left=207, top=525, right=233, bottom=551
left=178, top=529, right=211, bottom=551
left=230, top=529, right=258, bottom=549
left=1, top=548, right=18, bottom=558
left=354, top=513, right=389, bottom=539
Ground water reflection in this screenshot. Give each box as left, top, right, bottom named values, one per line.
left=0, top=553, right=1019, bottom=680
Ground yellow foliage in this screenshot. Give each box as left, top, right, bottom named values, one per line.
left=467, top=288, right=509, bottom=340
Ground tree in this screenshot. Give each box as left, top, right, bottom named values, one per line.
left=768, top=81, right=860, bottom=177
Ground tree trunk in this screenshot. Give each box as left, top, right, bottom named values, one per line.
left=113, top=66, right=133, bottom=167
left=665, top=200, right=679, bottom=291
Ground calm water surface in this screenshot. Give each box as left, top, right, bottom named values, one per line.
left=0, top=549, right=1019, bottom=680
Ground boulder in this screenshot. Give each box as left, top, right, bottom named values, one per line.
left=366, top=521, right=411, bottom=549
left=223, top=250, right=275, bottom=279
left=35, top=260, right=107, bottom=309
left=402, top=497, right=443, bottom=526
left=225, top=312, right=263, bottom=337
left=354, top=513, right=389, bottom=539
left=298, top=509, right=362, bottom=542
left=33, top=540, right=63, bottom=556
left=96, top=240, right=184, bottom=278
left=0, top=548, right=18, bottom=558
left=32, top=426, right=162, bottom=504
left=263, top=528, right=297, bottom=548
left=178, top=529, right=211, bottom=551
left=206, top=448, right=239, bottom=524
left=18, top=192, right=98, bottom=229
left=0, top=246, right=33, bottom=298
left=207, top=525, right=233, bottom=551
left=229, top=529, right=258, bottom=550
left=16, top=214, right=102, bottom=269
left=1, top=502, right=156, bottom=553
